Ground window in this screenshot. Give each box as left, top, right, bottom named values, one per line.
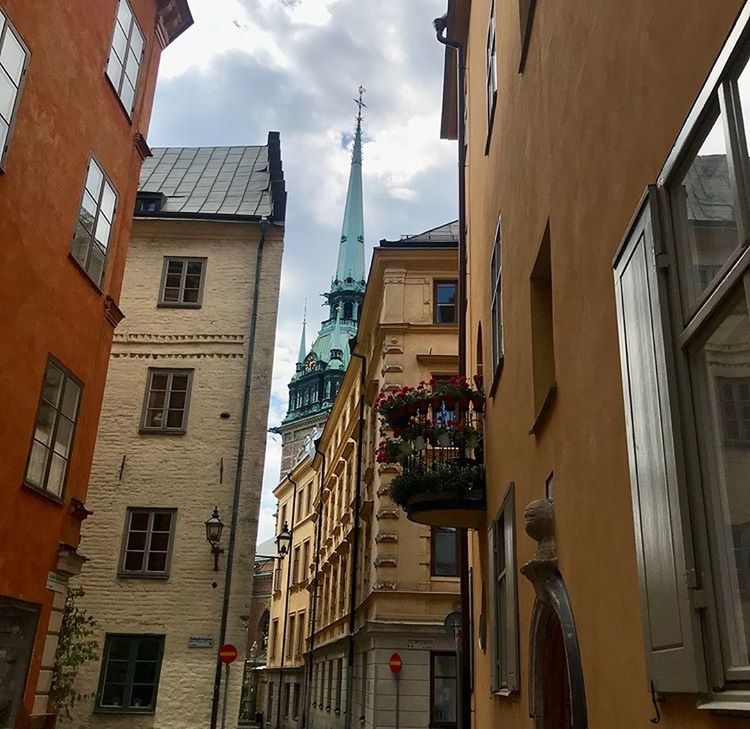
left=292, top=545, right=301, bottom=584
left=273, top=565, right=281, bottom=592
left=302, top=540, right=310, bottom=583
left=359, top=651, right=368, bottom=716
left=327, top=659, right=334, bottom=709
left=518, top=0, right=537, bottom=72
left=140, top=369, right=192, bottom=433
left=0, top=598, right=39, bottom=729
left=267, top=682, right=274, bottom=723
left=490, top=218, right=503, bottom=374
left=0, top=7, right=29, bottom=167
left=434, top=280, right=458, bottom=324
left=530, top=222, right=555, bottom=427
left=270, top=619, right=278, bottom=659
left=283, top=683, right=291, bottom=718
left=96, top=635, right=164, bottom=713
left=485, top=0, right=497, bottom=126
left=488, top=483, right=518, bottom=693
left=70, top=158, right=117, bottom=286
left=319, top=661, right=325, bottom=706
left=159, top=258, right=206, bottom=307
left=24, top=358, right=82, bottom=499
left=297, top=611, right=306, bottom=656
left=106, top=0, right=145, bottom=115
left=335, top=657, right=343, bottom=711
left=431, top=527, right=459, bottom=577
left=613, top=18, right=750, bottom=697
left=430, top=653, right=458, bottom=728
left=292, top=681, right=300, bottom=718
left=120, top=509, right=175, bottom=577
left=287, top=615, right=296, bottom=660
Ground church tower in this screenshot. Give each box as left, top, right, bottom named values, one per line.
left=276, top=90, right=367, bottom=475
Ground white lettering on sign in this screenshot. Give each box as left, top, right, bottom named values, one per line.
left=188, top=636, right=214, bottom=648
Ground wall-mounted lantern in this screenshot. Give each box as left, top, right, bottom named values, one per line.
left=205, top=506, right=225, bottom=571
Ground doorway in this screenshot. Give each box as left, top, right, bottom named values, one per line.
left=540, top=609, right=571, bottom=728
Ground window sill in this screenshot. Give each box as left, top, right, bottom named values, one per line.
left=529, top=382, right=557, bottom=436
left=492, top=688, right=517, bottom=698
left=22, top=481, right=64, bottom=506
left=138, top=427, right=187, bottom=436
left=698, top=692, right=750, bottom=715
left=117, top=572, right=170, bottom=580
left=94, top=707, right=155, bottom=716
left=68, top=252, right=105, bottom=295
left=431, top=575, right=460, bottom=581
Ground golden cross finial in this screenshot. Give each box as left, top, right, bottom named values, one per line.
left=355, top=85, right=367, bottom=123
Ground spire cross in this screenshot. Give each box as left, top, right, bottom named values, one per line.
left=355, top=85, right=366, bottom=124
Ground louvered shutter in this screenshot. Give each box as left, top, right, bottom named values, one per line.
left=613, top=187, right=706, bottom=693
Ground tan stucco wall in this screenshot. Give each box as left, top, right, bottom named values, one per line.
left=68, top=218, right=282, bottom=729
left=460, top=0, right=746, bottom=727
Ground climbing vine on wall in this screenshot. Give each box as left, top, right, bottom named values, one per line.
left=50, top=586, right=98, bottom=720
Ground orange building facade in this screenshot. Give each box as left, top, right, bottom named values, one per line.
left=0, top=1, right=191, bottom=726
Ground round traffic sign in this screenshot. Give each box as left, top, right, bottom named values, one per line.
left=389, top=653, right=402, bottom=674
left=219, top=643, right=238, bottom=664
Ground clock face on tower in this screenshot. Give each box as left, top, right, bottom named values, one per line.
left=304, top=354, right=317, bottom=372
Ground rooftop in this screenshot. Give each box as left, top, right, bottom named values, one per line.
left=379, top=220, right=459, bottom=248
left=137, top=132, right=286, bottom=222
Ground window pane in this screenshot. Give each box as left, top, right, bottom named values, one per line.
left=47, top=453, right=66, bottom=496
left=437, top=283, right=456, bottom=304
left=171, top=374, right=189, bottom=392
left=101, top=682, right=126, bottom=707
left=146, top=409, right=164, bottom=428
left=79, top=192, right=98, bottom=233
left=42, top=364, right=63, bottom=406
left=120, top=79, right=135, bottom=112
left=111, top=24, right=128, bottom=63
left=60, top=380, right=81, bottom=420
left=105, top=659, right=129, bottom=684
left=53, top=417, right=74, bottom=457
left=186, top=261, right=203, bottom=276
left=125, top=50, right=139, bottom=85
left=182, top=287, right=199, bottom=303
left=124, top=551, right=144, bottom=571
left=433, top=654, right=457, bottom=677
left=434, top=528, right=457, bottom=576
left=165, top=272, right=182, bottom=289
left=152, top=513, right=172, bottom=532
left=101, top=183, right=116, bottom=222
left=432, top=675, right=457, bottom=723
left=126, top=531, right=147, bottom=551
left=163, top=287, right=180, bottom=302
left=87, top=245, right=105, bottom=285
left=0, top=118, right=9, bottom=155
left=108, top=637, right=132, bottom=660
left=130, top=683, right=154, bottom=708
left=26, top=441, right=48, bottom=487
left=85, top=162, right=104, bottom=198
left=167, top=260, right=184, bottom=275
left=71, top=223, right=91, bottom=266
left=137, top=638, right=161, bottom=661
left=116, top=0, right=133, bottom=33
left=133, top=660, right=156, bottom=683
left=149, top=531, right=169, bottom=552
left=671, top=110, right=739, bottom=308
left=106, top=53, right=122, bottom=87
left=150, top=373, right=168, bottom=392
left=0, top=67, right=15, bottom=120
left=34, top=403, right=56, bottom=446
left=168, top=390, right=186, bottom=410
left=166, top=409, right=184, bottom=429
left=130, top=26, right=144, bottom=58
left=147, top=552, right=167, bottom=572
left=129, top=512, right=149, bottom=531
left=95, top=215, right=111, bottom=248
left=0, top=30, right=25, bottom=85
left=697, top=289, right=750, bottom=669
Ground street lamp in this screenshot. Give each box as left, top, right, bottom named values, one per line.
left=275, top=521, right=292, bottom=558
left=205, top=506, right=225, bottom=571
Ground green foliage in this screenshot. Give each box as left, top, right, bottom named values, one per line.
left=388, top=461, right=485, bottom=509
left=50, top=586, right=98, bottom=720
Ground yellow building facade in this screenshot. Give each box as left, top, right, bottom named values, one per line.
left=266, top=224, right=464, bottom=729
left=435, top=0, right=750, bottom=727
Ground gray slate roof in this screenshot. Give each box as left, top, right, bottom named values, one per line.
left=139, top=146, right=273, bottom=218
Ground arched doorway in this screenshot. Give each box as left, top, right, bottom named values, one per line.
left=540, top=607, right=571, bottom=728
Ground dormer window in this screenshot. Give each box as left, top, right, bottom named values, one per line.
left=135, top=192, right=166, bottom=214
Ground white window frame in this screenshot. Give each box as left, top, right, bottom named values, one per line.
left=0, top=6, right=29, bottom=169
left=490, top=217, right=503, bottom=374
left=106, top=0, right=146, bottom=116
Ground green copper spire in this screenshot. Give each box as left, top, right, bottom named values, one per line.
left=335, top=86, right=366, bottom=286
left=296, top=301, right=307, bottom=361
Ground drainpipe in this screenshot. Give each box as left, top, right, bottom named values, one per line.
left=276, top=476, right=298, bottom=729
left=435, top=15, right=472, bottom=729
left=211, top=218, right=272, bottom=729
left=345, top=341, right=366, bottom=729
left=304, top=444, right=326, bottom=729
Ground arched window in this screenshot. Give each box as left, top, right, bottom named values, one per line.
left=259, top=610, right=270, bottom=651
left=344, top=301, right=353, bottom=320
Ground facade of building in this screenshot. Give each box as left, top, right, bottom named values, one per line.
left=68, top=140, right=286, bottom=729
left=265, top=223, right=462, bottom=729
left=274, top=97, right=367, bottom=478
left=0, top=2, right=192, bottom=727
left=435, top=0, right=750, bottom=727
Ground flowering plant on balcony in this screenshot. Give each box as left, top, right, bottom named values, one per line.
left=447, top=420, right=481, bottom=449
left=430, top=375, right=485, bottom=412
left=374, top=384, right=430, bottom=427
left=388, top=461, right=485, bottom=511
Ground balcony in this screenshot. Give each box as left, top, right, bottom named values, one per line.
left=375, top=377, right=486, bottom=530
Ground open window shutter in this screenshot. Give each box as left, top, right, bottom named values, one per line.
left=504, top=485, right=519, bottom=692
left=613, top=187, right=706, bottom=693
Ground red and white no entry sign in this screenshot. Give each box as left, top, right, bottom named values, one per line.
left=389, top=653, right=402, bottom=673
left=219, top=643, right=238, bottom=664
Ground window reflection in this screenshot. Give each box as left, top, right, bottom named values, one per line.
left=671, top=112, right=739, bottom=309
left=700, top=289, right=750, bottom=669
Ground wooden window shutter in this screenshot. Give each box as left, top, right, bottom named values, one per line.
left=613, top=187, right=706, bottom=693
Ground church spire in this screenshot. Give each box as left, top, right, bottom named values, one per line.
left=296, top=301, right=307, bottom=364
left=335, top=86, right=366, bottom=286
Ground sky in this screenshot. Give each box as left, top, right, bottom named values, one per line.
left=148, top=0, right=458, bottom=545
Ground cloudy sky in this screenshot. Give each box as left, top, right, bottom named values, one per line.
left=148, top=0, right=457, bottom=545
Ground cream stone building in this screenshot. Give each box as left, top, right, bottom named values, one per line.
left=68, top=139, right=286, bottom=729
left=266, top=222, right=462, bottom=729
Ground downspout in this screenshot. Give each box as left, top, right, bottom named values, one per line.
left=435, top=15, right=472, bottom=729
left=345, top=341, right=367, bottom=729
left=304, top=444, right=326, bottom=729
left=211, top=218, right=272, bottom=729
left=276, top=476, right=298, bottom=729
